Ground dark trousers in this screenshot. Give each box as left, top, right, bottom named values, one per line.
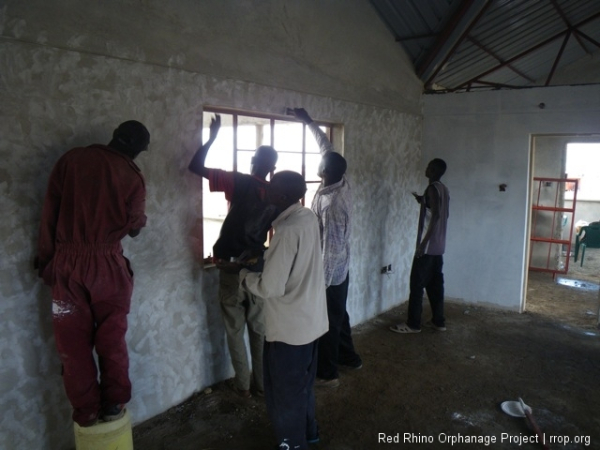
left=407, top=255, right=445, bottom=330
left=51, top=249, right=132, bottom=426
left=264, top=340, right=318, bottom=450
left=317, top=274, right=361, bottom=380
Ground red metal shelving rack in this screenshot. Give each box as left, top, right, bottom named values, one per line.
left=529, top=177, right=578, bottom=276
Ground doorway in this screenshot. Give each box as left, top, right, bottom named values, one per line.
left=525, top=135, right=600, bottom=330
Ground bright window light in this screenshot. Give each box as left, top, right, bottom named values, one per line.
left=566, top=143, right=600, bottom=201
left=199, top=108, right=337, bottom=261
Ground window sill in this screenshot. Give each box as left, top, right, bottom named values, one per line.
left=203, top=259, right=217, bottom=270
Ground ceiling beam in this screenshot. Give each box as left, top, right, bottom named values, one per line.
left=418, top=0, right=491, bottom=86
left=550, top=0, right=570, bottom=27
left=454, top=31, right=567, bottom=90
left=550, top=0, right=590, bottom=54
left=574, top=29, right=600, bottom=50
left=468, top=36, right=535, bottom=83
left=546, top=30, right=571, bottom=86
left=453, top=12, right=600, bottom=91
left=572, top=28, right=592, bottom=54
left=425, top=81, right=525, bottom=94
left=473, top=80, right=524, bottom=89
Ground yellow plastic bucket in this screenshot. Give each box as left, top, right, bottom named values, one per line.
left=74, top=409, right=133, bottom=450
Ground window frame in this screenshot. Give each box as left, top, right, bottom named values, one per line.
left=200, top=106, right=336, bottom=266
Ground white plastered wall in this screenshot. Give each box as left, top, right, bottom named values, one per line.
left=422, top=85, right=600, bottom=311
left=0, top=1, right=423, bottom=448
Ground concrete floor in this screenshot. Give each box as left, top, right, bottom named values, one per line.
left=132, top=254, right=600, bottom=449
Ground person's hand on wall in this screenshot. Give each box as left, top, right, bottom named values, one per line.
left=287, top=108, right=313, bottom=125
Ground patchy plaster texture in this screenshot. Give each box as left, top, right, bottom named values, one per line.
left=0, top=1, right=422, bottom=445
left=1, top=0, right=421, bottom=115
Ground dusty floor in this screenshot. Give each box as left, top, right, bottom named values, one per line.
left=133, top=249, right=600, bottom=450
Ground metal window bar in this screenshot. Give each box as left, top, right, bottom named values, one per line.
left=200, top=107, right=335, bottom=262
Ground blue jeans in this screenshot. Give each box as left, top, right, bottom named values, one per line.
left=264, top=340, right=319, bottom=450
left=407, top=255, right=445, bottom=330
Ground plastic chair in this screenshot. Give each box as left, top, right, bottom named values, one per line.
left=574, top=222, right=600, bottom=267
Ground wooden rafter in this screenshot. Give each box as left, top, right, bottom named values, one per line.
left=452, top=12, right=600, bottom=91
left=575, top=29, right=600, bottom=50
left=418, top=0, right=492, bottom=84
left=546, top=30, right=571, bottom=86
left=550, top=0, right=590, bottom=55
left=468, top=35, right=535, bottom=83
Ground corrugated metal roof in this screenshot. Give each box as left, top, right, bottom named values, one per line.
left=369, top=0, right=600, bottom=92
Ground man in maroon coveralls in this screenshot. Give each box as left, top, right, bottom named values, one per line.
left=36, top=121, right=150, bottom=426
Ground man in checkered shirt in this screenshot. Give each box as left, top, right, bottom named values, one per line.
left=290, top=108, right=362, bottom=389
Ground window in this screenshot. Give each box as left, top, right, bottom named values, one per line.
left=566, top=143, right=600, bottom=201
left=199, top=107, right=335, bottom=261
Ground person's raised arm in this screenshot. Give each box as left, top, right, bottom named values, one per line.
left=188, top=114, right=221, bottom=178
left=289, top=108, right=334, bottom=156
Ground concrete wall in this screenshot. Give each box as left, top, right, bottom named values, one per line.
left=422, top=85, right=600, bottom=311
left=0, top=1, right=423, bottom=449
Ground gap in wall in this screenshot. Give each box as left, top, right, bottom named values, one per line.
left=524, top=135, right=600, bottom=329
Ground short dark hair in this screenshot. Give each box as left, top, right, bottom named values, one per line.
left=429, top=158, right=447, bottom=176
left=271, top=171, right=307, bottom=202
left=323, top=152, right=347, bottom=180
left=254, top=145, right=278, bottom=166
left=112, top=120, right=150, bottom=153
